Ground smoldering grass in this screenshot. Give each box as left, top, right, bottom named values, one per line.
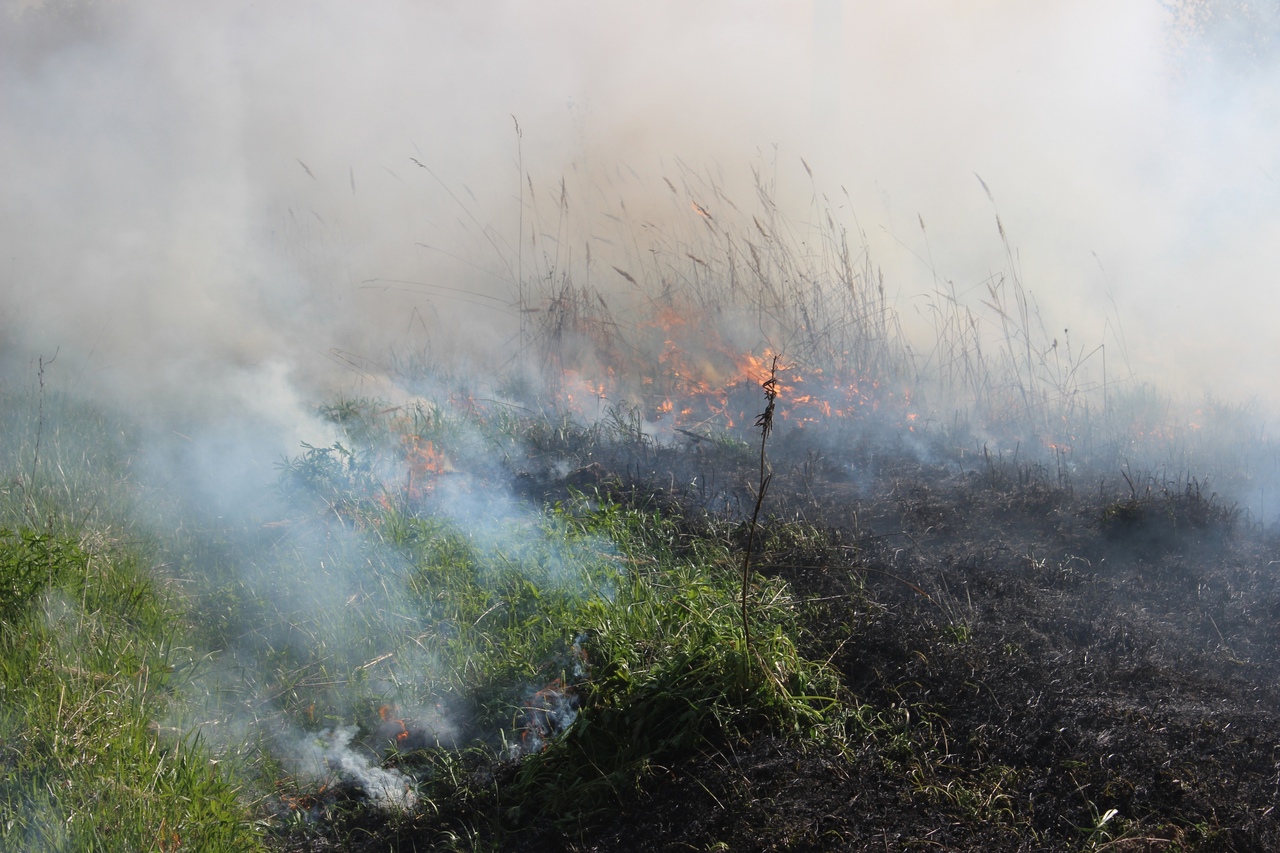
left=262, top=373, right=1261, bottom=840
left=505, top=157, right=1280, bottom=506
left=220, top=400, right=844, bottom=836
left=206, top=428, right=627, bottom=759
left=6, top=156, right=1280, bottom=849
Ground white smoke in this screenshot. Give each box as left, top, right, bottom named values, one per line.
left=289, top=725, right=418, bottom=811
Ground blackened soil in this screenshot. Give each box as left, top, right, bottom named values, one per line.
left=283, top=434, right=1280, bottom=852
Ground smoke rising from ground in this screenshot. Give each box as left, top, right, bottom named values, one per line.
left=287, top=725, right=418, bottom=810
left=3, top=1, right=1279, bottom=434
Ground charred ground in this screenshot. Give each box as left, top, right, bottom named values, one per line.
left=282, top=425, right=1280, bottom=852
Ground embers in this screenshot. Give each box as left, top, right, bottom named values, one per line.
left=519, top=677, right=582, bottom=754
left=374, top=703, right=447, bottom=752
left=517, top=633, right=591, bottom=754
left=268, top=784, right=340, bottom=824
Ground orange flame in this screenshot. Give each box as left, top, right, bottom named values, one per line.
left=534, top=298, right=915, bottom=435
left=378, top=704, right=411, bottom=744
left=400, top=436, right=447, bottom=501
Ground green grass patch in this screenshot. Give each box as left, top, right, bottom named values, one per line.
left=0, top=385, right=262, bottom=851
left=0, top=527, right=262, bottom=851
left=505, top=499, right=843, bottom=827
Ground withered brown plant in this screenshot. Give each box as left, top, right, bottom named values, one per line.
left=740, top=354, right=779, bottom=668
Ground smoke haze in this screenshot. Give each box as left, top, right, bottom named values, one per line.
left=3, top=0, right=1279, bottom=434
left=7, top=0, right=1280, bottom=819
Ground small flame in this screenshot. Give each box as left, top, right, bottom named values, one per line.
left=401, top=436, right=447, bottom=500
left=378, top=704, right=411, bottom=744
left=516, top=635, right=590, bottom=755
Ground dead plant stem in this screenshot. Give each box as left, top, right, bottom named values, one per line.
left=740, top=355, right=779, bottom=671
left=24, top=349, right=56, bottom=525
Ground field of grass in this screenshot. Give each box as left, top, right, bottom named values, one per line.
left=5, top=363, right=1276, bottom=851
left=4, top=166, right=1280, bottom=851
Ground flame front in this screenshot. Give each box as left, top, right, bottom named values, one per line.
left=530, top=299, right=912, bottom=434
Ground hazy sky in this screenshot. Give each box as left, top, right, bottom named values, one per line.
left=2, top=0, right=1278, bottom=425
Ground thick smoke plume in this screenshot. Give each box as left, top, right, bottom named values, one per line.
left=3, top=0, right=1280, bottom=427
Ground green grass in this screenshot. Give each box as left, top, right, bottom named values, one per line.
left=0, top=389, right=141, bottom=535
left=498, top=494, right=842, bottom=814
left=0, top=388, right=263, bottom=851
left=234, top=407, right=843, bottom=729
left=0, top=527, right=262, bottom=851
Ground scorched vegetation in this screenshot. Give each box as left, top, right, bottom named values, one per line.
left=4, top=164, right=1280, bottom=852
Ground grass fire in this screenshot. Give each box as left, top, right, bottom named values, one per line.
left=5, top=2, right=1280, bottom=852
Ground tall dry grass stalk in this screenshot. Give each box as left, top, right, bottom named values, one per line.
left=511, top=162, right=1116, bottom=445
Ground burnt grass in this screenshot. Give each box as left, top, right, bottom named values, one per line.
left=281, top=426, right=1280, bottom=852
